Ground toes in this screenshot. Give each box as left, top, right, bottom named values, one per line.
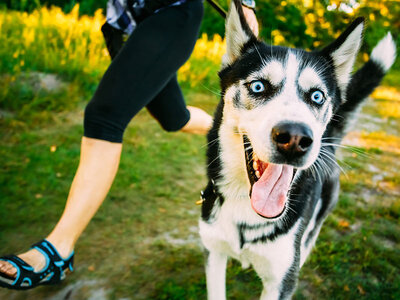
left=7, top=265, right=17, bottom=277
left=0, top=262, right=8, bottom=273
left=0, top=262, right=17, bottom=277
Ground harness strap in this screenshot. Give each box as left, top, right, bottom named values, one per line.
left=206, top=0, right=227, bottom=18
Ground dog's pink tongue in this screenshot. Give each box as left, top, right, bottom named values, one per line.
left=251, top=164, right=294, bottom=218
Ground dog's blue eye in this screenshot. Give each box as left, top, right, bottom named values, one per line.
left=310, top=90, right=325, bottom=104
left=250, top=81, right=265, bottom=93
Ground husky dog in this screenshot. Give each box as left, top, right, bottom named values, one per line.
left=199, top=1, right=396, bottom=299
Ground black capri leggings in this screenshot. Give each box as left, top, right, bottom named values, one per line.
left=84, top=0, right=204, bottom=143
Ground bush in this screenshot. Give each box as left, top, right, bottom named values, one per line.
left=1, top=0, right=399, bottom=71
left=1, top=0, right=107, bottom=15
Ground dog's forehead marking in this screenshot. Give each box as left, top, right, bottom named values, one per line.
left=286, top=52, right=300, bottom=83
left=298, top=67, right=326, bottom=92
left=259, top=60, right=285, bottom=85
left=282, top=52, right=300, bottom=101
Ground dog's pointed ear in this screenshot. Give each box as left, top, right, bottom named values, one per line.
left=321, top=17, right=364, bottom=91
left=224, top=0, right=257, bottom=66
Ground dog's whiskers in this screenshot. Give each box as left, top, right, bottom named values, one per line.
left=321, top=137, right=342, bottom=141
left=312, top=159, right=327, bottom=183
left=286, top=197, right=302, bottom=203
left=201, top=136, right=223, bottom=149
left=253, top=42, right=267, bottom=67
left=309, top=163, right=320, bottom=182
left=321, top=143, right=372, bottom=159
left=318, top=149, right=349, bottom=178
left=201, top=83, right=224, bottom=97
left=318, top=154, right=335, bottom=178
left=331, top=114, right=344, bottom=121
left=285, top=204, right=297, bottom=215
left=207, top=155, right=221, bottom=167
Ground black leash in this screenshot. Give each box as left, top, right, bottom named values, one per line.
left=206, top=0, right=227, bottom=18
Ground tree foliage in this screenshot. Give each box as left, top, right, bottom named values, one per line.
left=1, top=0, right=399, bottom=69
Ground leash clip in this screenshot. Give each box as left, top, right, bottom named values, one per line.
left=196, top=190, right=205, bottom=205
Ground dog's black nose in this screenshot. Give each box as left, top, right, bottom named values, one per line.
left=271, top=122, right=313, bottom=158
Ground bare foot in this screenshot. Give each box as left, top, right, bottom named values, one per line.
left=181, top=106, right=213, bottom=135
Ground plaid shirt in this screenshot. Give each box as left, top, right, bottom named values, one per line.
left=106, top=0, right=188, bottom=35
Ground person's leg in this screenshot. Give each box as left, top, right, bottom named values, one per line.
left=146, top=75, right=212, bottom=135
left=0, top=0, right=205, bottom=281
left=0, top=137, right=122, bottom=276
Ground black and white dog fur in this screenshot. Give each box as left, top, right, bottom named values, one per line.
left=199, top=1, right=396, bottom=299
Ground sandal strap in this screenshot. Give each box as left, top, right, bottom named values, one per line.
left=31, top=240, right=66, bottom=284
left=1, top=255, right=34, bottom=271
left=0, top=254, right=55, bottom=288
left=64, top=253, right=74, bottom=272
left=31, top=240, right=64, bottom=266
left=32, top=239, right=74, bottom=271
left=0, top=240, right=74, bottom=290
left=0, top=255, right=31, bottom=287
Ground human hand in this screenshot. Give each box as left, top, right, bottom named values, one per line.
left=242, top=6, right=259, bottom=37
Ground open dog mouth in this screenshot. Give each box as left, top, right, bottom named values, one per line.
left=244, top=135, right=295, bottom=219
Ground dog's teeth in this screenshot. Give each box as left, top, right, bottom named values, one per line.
left=253, top=161, right=258, bottom=170
left=255, top=170, right=261, bottom=178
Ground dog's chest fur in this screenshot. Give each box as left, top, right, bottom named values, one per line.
left=200, top=206, right=302, bottom=282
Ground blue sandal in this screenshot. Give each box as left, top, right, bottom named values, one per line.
left=0, top=239, right=74, bottom=290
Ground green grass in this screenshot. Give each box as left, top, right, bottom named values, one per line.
left=1, top=79, right=399, bottom=299
left=1, top=12, right=400, bottom=300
